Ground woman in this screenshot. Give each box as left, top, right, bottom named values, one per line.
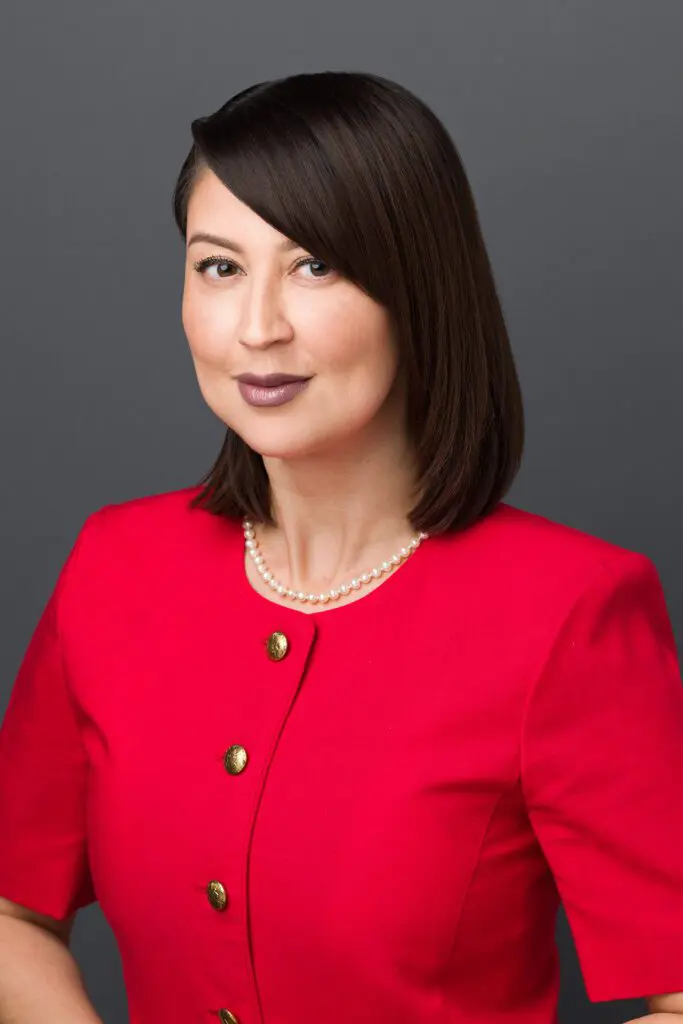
left=1, top=70, right=682, bottom=1024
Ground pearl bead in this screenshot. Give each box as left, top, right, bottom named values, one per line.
left=243, top=519, right=428, bottom=606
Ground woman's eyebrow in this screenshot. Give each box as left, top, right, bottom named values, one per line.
left=186, top=232, right=302, bottom=254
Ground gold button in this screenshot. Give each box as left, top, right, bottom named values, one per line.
left=266, top=631, right=289, bottom=661
left=218, top=1011, right=239, bottom=1024
left=207, top=880, right=228, bottom=911
left=224, top=745, right=248, bottom=775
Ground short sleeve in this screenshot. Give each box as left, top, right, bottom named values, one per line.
left=521, top=549, right=683, bottom=1003
left=0, top=514, right=102, bottom=921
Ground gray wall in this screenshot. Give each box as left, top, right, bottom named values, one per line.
left=2, top=2, right=681, bottom=1021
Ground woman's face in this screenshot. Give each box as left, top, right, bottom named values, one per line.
left=182, top=168, right=404, bottom=461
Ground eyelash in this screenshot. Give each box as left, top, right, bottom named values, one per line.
left=192, top=254, right=332, bottom=279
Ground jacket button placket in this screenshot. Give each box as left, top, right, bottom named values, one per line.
left=212, top=619, right=316, bottom=1022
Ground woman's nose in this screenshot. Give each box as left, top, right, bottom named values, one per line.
left=238, top=280, right=293, bottom=350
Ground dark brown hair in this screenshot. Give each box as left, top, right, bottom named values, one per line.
left=172, top=70, right=524, bottom=534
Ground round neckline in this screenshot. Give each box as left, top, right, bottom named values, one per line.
left=227, top=516, right=434, bottom=623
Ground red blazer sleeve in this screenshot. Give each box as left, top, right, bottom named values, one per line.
left=521, top=549, right=683, bottom=1002
left=0, top=514, right=100, bottom=921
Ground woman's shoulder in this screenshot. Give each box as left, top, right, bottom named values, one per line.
left=488, top=499, right=644, bottom=566
left=84, top=484, right=237, bottom=544
left=403, top=501, right=664, bottom=664
left=65, top=484, right=240, bottom=589
left=430, top=498, right=657, bottom=610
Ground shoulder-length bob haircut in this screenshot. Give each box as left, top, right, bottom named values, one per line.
left=172, top=70, right=524, bottom=535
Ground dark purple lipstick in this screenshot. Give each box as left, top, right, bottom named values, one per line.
left=235, top=372, right=312, bottom=408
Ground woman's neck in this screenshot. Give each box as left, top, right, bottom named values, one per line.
left=258, top=436, right=419, bottom=595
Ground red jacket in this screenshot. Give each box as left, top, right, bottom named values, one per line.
left=2, top=486, right=683, bottom=1023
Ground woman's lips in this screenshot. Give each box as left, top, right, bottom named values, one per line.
left=235, top=378, right=309, bottom=405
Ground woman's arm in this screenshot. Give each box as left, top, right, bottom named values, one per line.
left=0, top=899, right=103, bottom=1023
left=624, top=992, right=683, bottom=1021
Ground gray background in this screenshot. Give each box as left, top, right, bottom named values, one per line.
left=1, top=1, right=681, bottom=1021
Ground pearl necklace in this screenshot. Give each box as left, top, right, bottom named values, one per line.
left=243, top=517, right=428, bottom=605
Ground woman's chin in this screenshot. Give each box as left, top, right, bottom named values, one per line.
left=241, top=428, right=328, bottom=461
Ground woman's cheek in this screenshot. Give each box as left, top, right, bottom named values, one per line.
left=183, top=308, right=234, bottom=365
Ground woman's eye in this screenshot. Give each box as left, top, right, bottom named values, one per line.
left=296, top=257, right=332, bottom=278
left=193, top=256, right=239, bottom=279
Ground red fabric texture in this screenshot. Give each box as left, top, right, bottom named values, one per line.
left=1, top=486, right=683, bottom=1023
